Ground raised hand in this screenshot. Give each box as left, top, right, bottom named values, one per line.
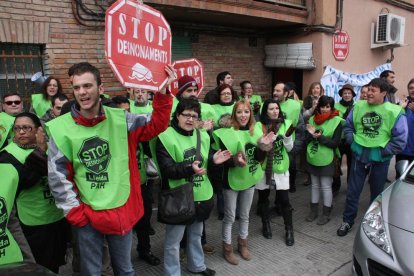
left=160, top=64, right=177, bottom=94
left=213, top=149, right=231, bottom=164
left=36, top=126, right=47, bottom=152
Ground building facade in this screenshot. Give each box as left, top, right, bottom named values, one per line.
left=0, top=0, right=413, bottom=103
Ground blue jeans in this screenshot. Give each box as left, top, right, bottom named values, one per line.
left=77, top=223, right=134, bottom=276
left=164, top=222, right=206, bottom=276
left=342, top=156, right=390, bottom=225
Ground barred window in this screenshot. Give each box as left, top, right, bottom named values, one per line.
left=0, top=43, right=44, bottom=107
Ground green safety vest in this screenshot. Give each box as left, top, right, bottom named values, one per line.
left=45, top=106, right=130, bottom=210
left=353, top=101, right=401, bottom=148
left=212, top=103, right=234, bottom=128
left=31, top=94, right=51, bottom=118
left=129, top=100, right=153, bottom=114
left=307, top=116, right=343, bottom=166
left=212, top=123, right=264, bottom=190
left=4, top=143, right=63, bottom=226
left=0, top=112, right=14, bottom=149
left=280, top=99, right=301, bottom=127
left=259, top=120, right=292, bottom=173
left=0, top=164, right=23, bottom=264
left=239, top=95, right=263, bottom=104
left=157, top=127, right=213, bottom=201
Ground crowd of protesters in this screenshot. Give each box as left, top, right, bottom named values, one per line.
left=0, top=64, right=411, bottom=276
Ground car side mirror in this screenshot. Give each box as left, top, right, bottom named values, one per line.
left=396, top=160, right=410, bottom=178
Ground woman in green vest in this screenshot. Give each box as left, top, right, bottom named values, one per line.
left=30, top=76, right=63, bottom=118
left=212, top=84, right=237, bottom=128
left=212, top=99, right=273, bottom=265
left=256, top=99, right=295, bottom=245
left=239, top=80, right=262, bottom=116
left=154, top=99, right=231, bottom=276
left=4, top=112, right=68, bottom=273
left=333, top=84, right=356, bottom=196
left=305, top=96, right=343, bottom=225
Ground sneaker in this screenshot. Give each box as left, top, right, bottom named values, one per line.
left=218, top=213, right=224, bottom=220
left=139, top=251, right=160, bottom=266
left=202, top=243, right=215, bottom=255
left=337, top=222, right=352, bottom=236
left=149, top=226, right=155, bottom=236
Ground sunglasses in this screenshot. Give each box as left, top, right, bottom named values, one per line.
left=4, top=100, right=22, bottom=105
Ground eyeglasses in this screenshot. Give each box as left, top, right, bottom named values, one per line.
left=220, top=92, right=232, bottom=96
left=180, top=113, right=199, bottom=121
left=13, top=125, right=33, bottom=133
left=4, top=100, right=21, bottom=105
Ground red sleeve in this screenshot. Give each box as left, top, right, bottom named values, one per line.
left=130, top=92, right=172, bottom=142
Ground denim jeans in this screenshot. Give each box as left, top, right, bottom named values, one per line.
left=77, top=223, right=134, bottom=276
left=222, top=187, right=255, bottom=244
left=164, top=222, right=205, bottom=276
left=342, top=156, right=390, bottom=225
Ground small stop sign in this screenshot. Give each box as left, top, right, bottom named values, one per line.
left=170, top=58, right=204, bottom=96
left=332, top=31, right=350, bottom=61
left=105, top=0, right=171, bottom=91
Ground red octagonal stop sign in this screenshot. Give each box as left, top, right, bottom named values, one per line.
left=332, top=31, right=350, bottom=61
left=170, top=58, right=204, bottom=96
left=105, top=0, right=171, bottom=91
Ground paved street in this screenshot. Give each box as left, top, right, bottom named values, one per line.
left=62, top=159, right=397, bottom=275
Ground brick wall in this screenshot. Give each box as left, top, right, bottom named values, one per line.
left=0, top=0, right=273, bottom=100
left=193, top=34, right=273, bottom=101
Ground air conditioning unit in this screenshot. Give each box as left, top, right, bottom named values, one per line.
left=376, top=13, right=405, bottom=45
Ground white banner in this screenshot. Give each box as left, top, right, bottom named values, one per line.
left=320, top=63, right=391, bottom=102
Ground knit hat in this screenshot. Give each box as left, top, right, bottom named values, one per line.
left=338, top=84, right=356, bottom=97
left=177, top=75, right=198, bottom=97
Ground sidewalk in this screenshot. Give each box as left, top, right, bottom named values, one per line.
left=62, top=160, right=396, bottom=275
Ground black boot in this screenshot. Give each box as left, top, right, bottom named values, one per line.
left=259, top=200, right=272, bottom=239
left=262, top=220, right=272, bottom=239
left=282, top=207, right=294, bottom=246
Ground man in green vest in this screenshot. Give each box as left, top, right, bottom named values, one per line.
left=128, top=88, right=153, bottom=114
left=2, top=93, right=23, bottom=117
left=272, top=82, right=305, bottom=194
left=337, top=78, right=408, bottom=237
left=46, top=62, right=174, bottom=275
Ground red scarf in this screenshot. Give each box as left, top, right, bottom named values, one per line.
left=314, top=110, right=339, bottom=125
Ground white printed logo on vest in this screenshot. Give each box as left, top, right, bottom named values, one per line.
left=0, top=197, right=10, bottom=256
left=245, top=142, right=258, bottom=175
left=78, top=137, right=111, bottom=189
left=361, top=112, right=382, bottom=138
left=273, top=136, right=284, bottom=164
left=183, top=147, right=204, bottom=187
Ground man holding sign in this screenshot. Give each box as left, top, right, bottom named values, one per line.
left=46, top=62, right=175, bottom=275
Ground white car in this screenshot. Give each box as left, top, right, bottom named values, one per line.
left=353, top=160, right=414, bottom=275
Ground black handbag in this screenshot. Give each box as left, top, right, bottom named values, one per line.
left=157, top=129, right=202, bottom=225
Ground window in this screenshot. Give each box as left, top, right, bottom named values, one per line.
left=0, top=43, right=44, bottom=107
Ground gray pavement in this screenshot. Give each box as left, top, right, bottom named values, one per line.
left=61, top=159, right=396, bottom=275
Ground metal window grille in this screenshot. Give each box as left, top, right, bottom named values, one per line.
left=0, top=43, right=44, bottom=108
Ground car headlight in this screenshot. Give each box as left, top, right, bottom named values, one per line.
left=362, top=195, right=393, bottom=257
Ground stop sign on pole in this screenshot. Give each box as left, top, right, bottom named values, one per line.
left=105, top=0, right=171, bottom=91
left=332, top=31, right=350, bottom=61
left=170, top=58, right=204, bottom=96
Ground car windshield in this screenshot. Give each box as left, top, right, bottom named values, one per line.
left=405, top=163, right=414, bottom=183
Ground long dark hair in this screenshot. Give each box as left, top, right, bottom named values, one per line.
left=41, top=77, right=63, bottom=99
left=260, top=99, right=284, bottom=125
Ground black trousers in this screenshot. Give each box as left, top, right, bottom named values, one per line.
left=134, top=180, right=154, bottom=254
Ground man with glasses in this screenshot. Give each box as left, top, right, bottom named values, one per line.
left=2, top=93, right=23, bottom=116
left=1, top=93, right=24, bottom=149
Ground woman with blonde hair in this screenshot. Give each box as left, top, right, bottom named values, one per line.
left=212, top=99, right=274, bottom=265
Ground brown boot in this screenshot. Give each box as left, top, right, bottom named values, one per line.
left=222, top=242, right=239, bottom=265
left=237, top=237, right=251, bottom=261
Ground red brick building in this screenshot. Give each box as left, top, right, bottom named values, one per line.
left=1, top=0, right=413, bottom=104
